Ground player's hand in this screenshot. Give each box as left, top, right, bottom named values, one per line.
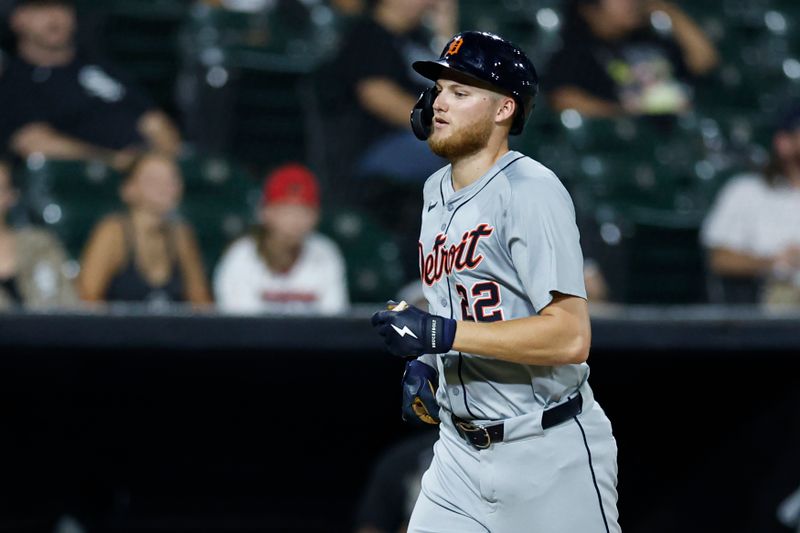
left=370, top=300, right=456, bottom=357
left=402, top=359, right=440, bottom=425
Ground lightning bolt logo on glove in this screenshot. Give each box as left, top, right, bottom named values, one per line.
left=391, top=324, right=418, bottom=338
left=370, top=300, right=457, bottom=358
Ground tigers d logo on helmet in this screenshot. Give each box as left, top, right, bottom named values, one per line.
left=411, top=31, right=539, bottom=137
left=446, top=37, right=464, bottom=57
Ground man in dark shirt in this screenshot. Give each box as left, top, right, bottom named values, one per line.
left=0, top=0, right=180, bottom=169
left=327, top=0, right=448, bottom=183
left=545, top=0, right=718, bottom=117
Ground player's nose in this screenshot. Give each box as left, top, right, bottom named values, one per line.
left=433, top=93, right=447, bottom=112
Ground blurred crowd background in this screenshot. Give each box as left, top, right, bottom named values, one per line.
left=0, top=0, right=799, bottom=313
left=1, top=1, right=800, bottom=533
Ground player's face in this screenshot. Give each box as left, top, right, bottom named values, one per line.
left=427, top=78, right=503, bottom=160
left=261, top=204, right=319, bottom=247
left=12, top=4, right=76, bottom=52
left=123, top=157, right=184, bottom=217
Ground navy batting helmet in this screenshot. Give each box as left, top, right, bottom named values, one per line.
left=410, top=31, right=539, bottom=140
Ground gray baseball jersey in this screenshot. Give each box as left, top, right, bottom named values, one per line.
left=410, top=150, right=620, bottom=533
left=418, top=150, right=589, bottom=421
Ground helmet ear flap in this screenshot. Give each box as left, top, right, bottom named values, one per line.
left=510, top=96, right=535, bottom=136
left=411, top=85, right=438, bottom=140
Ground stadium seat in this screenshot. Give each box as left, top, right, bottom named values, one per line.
left=21, top=159, right=123, bottom=259
left=177, top=5, right=326, bottom=168
left=178, top=156, right=259, bottom=272
left=317, top=209, right=405, bottom=304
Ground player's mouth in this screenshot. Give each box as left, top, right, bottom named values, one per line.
left=434, top=117, right=449, bottom=128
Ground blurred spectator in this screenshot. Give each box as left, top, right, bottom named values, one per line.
left=354, top=429, right=438, bottom=533
left=329, top=0, right=365, bottom=17
left=0, top=158, right=77, bottom=309
left=213, top=163, right=348, bottom=315
left=701, top=106, right=800, bottom=306
left=584, top=257, right=609, bottom=302
left=323, top=0, right=454, bottom=184
left=0, top=0, right=181, bottom=170
left=546, top=0, right=718, bottom=117
left=78, top=153, right=211, bottom=306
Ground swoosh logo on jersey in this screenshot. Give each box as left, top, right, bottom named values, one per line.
left=391, top=324, right=418, bottom=339
left=428, top=201, right=437, bottom=212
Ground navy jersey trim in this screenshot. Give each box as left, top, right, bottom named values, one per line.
left=439, top=169, right=447, bottom=206
left=575, top=416, right=611, bottom=533
left=443, top=154, right=526, bottom=233
left=442, top=154, right=526, bottom=418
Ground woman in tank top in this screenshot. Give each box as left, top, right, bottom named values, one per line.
left=78, top=153, right=211, bottom=306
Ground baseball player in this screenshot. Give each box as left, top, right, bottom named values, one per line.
left=370, top=32, right=620, bottom=532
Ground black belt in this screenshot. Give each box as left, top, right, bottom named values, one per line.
left=451, top=393, right=583, bottom=450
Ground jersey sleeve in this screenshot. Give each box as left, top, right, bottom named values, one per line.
left=700, top=176, right=759, bottom=254
left=506, top=173, right=587, bottom=313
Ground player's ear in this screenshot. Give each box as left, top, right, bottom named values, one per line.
left=494, top=96, right=516, bottom=127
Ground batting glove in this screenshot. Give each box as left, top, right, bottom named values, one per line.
left=371, top=301, right=456, bottom=357
left=402, top=359, right=440, bottom=425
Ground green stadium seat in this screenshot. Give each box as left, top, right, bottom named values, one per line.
left=21, top=159, right=123, bottom=259
left=177, top=156, right=259, bottom=271
left=318, top=209, right=405, bottom=304
left=178, top=4, right=325, bottom=167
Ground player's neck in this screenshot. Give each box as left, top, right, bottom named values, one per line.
left=450, top=141, right=509, bottom=192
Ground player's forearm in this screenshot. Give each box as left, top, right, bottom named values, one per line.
left=452, top=314, right=590, bottom=366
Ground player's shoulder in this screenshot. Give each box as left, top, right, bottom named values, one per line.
left=500, top=153, right=570, bottom=200
left=422, top=164, right=451, bottom=200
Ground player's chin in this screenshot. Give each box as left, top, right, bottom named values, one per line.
left=427, top=135, right=449, bottom=158
left=427, top=128, right=451, bottom=147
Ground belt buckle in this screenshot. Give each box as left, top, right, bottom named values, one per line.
left=457, top=421, right=492, bottom=449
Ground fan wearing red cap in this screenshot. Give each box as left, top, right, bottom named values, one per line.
left=213, top=163, right=349, bottom=314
